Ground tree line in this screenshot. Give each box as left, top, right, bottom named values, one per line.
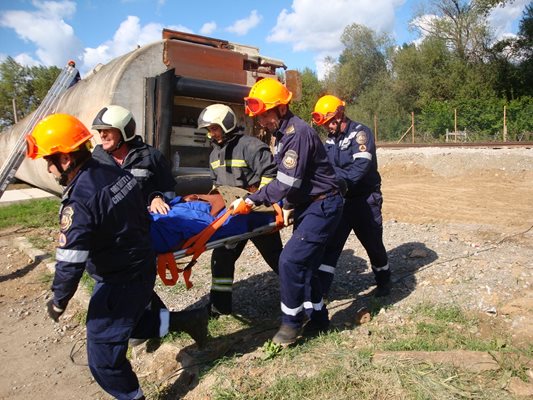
left=291, top=0, right=533, bottom=142
left=1, top=0, right=531, bottom=141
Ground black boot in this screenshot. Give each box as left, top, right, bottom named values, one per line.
left=169, top=307, right=209, bottom=348
left=373, top=268, right=392, bottom=297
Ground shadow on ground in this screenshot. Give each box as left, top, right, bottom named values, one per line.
left=160, top=240, right=439, bottom=399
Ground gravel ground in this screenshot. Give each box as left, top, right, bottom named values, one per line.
left=1, top=146, right=531, bottom=400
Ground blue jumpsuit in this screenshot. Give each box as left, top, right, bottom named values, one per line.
left=319, top=119, right=389, bottom=295
left=52, top=159, right=168, bottom=400
left=247, top=111, right=343, bottom=329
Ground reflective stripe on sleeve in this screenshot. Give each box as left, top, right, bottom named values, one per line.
left=276, top=171, right=302, bottom=188
left=211, top=159, right=248, bottom=169
left=259, top=176, right=273, bottom=188
left=56, top=248, right=89, bottom=263
left=353, top=152, right=372, bottom=160
left=130, top=168, right=150, bottom=177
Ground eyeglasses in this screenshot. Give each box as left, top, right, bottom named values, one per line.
left=244, top=97, right=280, bottom=116
left=311, top=111, right=338, bottom=126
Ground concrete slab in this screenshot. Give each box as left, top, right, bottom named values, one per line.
left=0, top=188, right=57, bottom=206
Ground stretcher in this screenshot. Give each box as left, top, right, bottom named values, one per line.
left=152, top=196, right=283, bottom=288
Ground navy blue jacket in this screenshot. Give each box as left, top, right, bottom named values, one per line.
left=248, top=110, right=338, bottom=207
left=52, top=158, right=155, bottom=309
left=324, top=118, right=381, bottom=197
left=92, top=135, right=176, bottom=204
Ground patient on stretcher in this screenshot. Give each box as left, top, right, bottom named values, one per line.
left=149, top=195, right=278, bottom=254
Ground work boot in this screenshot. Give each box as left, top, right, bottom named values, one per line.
left=169, top=307, right=209, bottom=348
left=373, top=269, right=392, bottom=297
left=302, top=319, right=330, bottom=337
left=272, top=324, right=301, bottom=346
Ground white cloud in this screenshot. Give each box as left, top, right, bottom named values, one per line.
left=200, top=21, right=217, bottom=36
left=226, top=10, right=262, bottom=36
left=267, top=0, right=405, bottom=78
left=82, top=16, right=193, bottom=72
left=488, top=0, right=529, bottom=40
left=0, top=0, right=83, bottom=68
left=14, top=53, right=41, bottom=67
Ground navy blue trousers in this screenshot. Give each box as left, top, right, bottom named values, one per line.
left=279, top=193, right=343, bottom=329
left=86, top=268, right=160, bottom=400
left=319, top=190, right=388, bottom=295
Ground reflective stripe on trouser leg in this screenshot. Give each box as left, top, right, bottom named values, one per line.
left=279, top=194, right=343, bottom=329
left=210, top=242, right=245, bottom=314
left=347, top=193, right=388, bottom=268
left=319, top=214, right=352, bottom=296
left=86, top=277, right=153, bottom=399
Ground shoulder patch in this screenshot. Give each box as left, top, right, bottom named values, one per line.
left=284, top=125, right=296, bottom=135
left=60, top=206, right=74, bottom=231
left=282, top=149, right=298, bottom=170
left=58, top=233, right=67, bottom=247
left=359, top=144, right=367, bottom=152
left=356, top=131, right=368, bottom=145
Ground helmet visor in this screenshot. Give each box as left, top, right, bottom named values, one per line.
left=311, top=111, right=338, bottom=126
left=244, top=97, right=266, bottom=116
left=25, top=135, right=41, bottom=159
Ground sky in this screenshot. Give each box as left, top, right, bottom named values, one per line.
left=0, top=0, right=529, bottom=79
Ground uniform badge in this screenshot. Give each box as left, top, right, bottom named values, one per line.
left=359, top=144, right=367, bottom=152
left=356, top=132, right=367, bottom=145
left=285, top=125, right=295, bottom=135
left=282, top=150, right=298, bottom=169
left=60, top=206, right=74, bottom=231
left=58, top=233, right=67, bottom=247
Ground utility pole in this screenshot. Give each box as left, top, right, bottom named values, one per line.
left=12, top=98, right=18, bottom=124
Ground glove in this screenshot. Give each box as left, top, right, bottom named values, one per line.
left=336, top=177, right=348, bottom=197
left=230, top=197, right=254, bottom=215
left=282, top=208, right=294, bottom=227
left=46, top=299, right=64, bottom=322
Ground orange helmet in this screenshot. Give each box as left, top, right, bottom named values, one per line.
left=244, top=78, right=293, bottom=116
left=312, top=95, right=345, bottom=126
left=26, top=114, right=93, bottom=159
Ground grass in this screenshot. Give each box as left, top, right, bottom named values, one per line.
left=0, top=198, right=59, bottom=229
left=161, top=302, right=532, bottom=400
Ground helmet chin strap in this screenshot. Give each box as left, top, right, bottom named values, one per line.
left=108, top=139, right=124, bottom=154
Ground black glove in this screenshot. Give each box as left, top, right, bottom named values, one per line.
left=46, top=299, right=65, bottom=322
left=336, top=178, right=348, bottom=197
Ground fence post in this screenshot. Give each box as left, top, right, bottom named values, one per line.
left=411, top=111, right=415, bottom=143
left=374, top=113, right=378, bottom=142
left=503, top=105, right=507, bottom=142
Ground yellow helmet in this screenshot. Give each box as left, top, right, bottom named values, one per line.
left=244, top=78, right=293, bottom=116
left=26, top=114, right=93, bottom=159
left=312, top=95, right=345, bottom=125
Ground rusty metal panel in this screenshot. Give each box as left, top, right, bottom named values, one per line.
left=164, top=40, right=247, bottom=85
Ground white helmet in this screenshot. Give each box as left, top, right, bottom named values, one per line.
left=92, top=105, right=136, bottom=142
left=197, top=104, right=237, bottom=134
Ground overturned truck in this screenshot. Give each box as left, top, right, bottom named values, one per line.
left=0, top=29, right=299, bottom=195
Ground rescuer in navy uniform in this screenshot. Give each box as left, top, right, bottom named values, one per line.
left=312, top=95, right=390, bottom=297
left=91, top=104, right=176, bottom=215
left=234, top=78, right=344, bottom=345
left=26, top=113, right=207, bottom=400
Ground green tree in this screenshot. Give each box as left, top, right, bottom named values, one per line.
left=410, top=0, right=510, bottom=62
left=0, top=58, right=60, bottom=130
left=324, top=23, right=392, bottom=101
left=290, top=67, right=323, bottom=125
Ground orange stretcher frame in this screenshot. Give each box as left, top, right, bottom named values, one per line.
left=156, top=203, right=283, bottom=288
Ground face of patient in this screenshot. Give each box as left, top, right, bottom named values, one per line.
left=208, top=124, right=224, bottom=143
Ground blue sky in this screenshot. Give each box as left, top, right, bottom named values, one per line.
left=0, top=0, right=529, bottom=79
